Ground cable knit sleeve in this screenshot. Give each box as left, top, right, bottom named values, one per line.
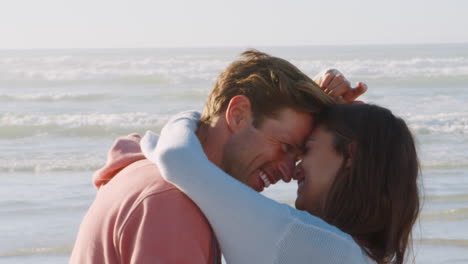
left=142, top=111, right=370, bottom=264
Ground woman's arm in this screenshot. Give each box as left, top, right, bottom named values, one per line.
left=141, top=111, right=367, bottom=264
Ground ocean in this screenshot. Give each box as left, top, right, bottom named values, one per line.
left=0, top=44, right=467, bottom=264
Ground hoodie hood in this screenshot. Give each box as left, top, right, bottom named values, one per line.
left=141, top=111, right=199, bottom=169
left=93, top=133, right=145, bottom=189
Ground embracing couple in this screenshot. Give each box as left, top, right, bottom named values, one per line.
left=70, top=50, right=420, bottom=264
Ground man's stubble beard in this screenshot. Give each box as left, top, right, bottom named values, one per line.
left=220, top=138, right=246, bottom=184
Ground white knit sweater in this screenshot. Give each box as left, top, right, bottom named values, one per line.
left=141, top=111, right=371, bottom=264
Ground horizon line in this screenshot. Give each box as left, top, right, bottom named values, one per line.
left=0, top=42, right=467, bottom=51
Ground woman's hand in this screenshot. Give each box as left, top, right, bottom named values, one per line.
left=313, top=69, right=367, bottom=104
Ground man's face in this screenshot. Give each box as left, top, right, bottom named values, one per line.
left=221, top=108, right=312, bottom=192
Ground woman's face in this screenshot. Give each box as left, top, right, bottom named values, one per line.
left=295, top=125, right=344, bottom=215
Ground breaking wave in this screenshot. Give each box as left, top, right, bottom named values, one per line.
left=0, top=112, right=168, bottom=139
left=0, top=244, right=73, bottom=257
left=407, top=112, right=468, bottom=135
left=416, top=238, right=468, bottom=248
left=1, top=49, right=467, bottom=85
left=0, top=93, right=111, bottom=102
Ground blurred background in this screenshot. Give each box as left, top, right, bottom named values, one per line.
left=0, top=1, right=467, bottom=263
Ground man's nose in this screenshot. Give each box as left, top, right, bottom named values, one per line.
left=277, top=153, right=297, bottom=183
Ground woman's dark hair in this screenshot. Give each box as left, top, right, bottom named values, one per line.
left=315, top=104, right=420, bottom=264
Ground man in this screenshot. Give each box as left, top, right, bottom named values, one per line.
left=70, top=50, right=365, bottom=263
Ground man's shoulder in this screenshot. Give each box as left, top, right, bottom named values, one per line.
left=118, top=162, right=214, bottom=244
left=141, top=187, right=208, bottom=223
left=116, top=159, right=209, bottom=225
left=110, top=158, right=177, bottom=194
left=96, top=158, right=203, bottom=221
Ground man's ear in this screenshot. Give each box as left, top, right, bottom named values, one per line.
left=225, top=95, right=253, bottom=132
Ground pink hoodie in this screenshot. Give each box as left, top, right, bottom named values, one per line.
left=70, top=134, right=220, bottom=264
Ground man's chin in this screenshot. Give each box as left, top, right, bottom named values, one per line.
left=251, top=183, right=264, bottom=193
left=241, top=177, right=264, bottom=193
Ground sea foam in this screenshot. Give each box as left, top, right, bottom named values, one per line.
left=1, top=53, right=468, bottom=85
left=0, top=93, right=111, bottom=102
left=0, top=112, right=169, bottom=138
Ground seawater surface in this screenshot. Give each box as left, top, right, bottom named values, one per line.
left=0, top=45, right=467, bottom=264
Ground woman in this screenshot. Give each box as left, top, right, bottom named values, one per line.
left=142, top=104, right=420, bottom=264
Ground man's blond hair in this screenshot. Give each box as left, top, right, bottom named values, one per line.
left=200, top=49, right=334, bottom=126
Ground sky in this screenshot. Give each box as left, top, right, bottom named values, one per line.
left=1, top=0, right=467, bottom=49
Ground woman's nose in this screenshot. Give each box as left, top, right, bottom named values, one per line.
left=292, top=165, right=303, bottom=181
